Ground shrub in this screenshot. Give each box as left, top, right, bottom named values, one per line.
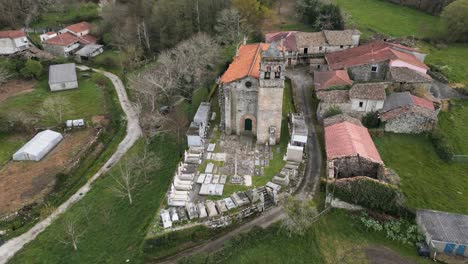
left=20, top=59, right=43, bottom=79
left=362, top=112, right=380, bottom=128
left=91, top=73, right=110, bottom=87
left=431, top=128, right=455, bottom=161
left=323, top=105, right=342, bottom=118
left=326, top=85, right=350, bottom=91
left=96, top=55, right=120, bottom=69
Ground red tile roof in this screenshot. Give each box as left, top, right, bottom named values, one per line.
left=325, top=41, right=428, bottom=70
left=79, top=34, right=97, bottom=44
left=265, top=31, right=297, bottom=52
left=220, top=43, right=269, bottom=83
left=0, top=30, right=26, bottom=39
left=314, top=70, right=353, bottom=90
left=66, top=22, right=92, bottom=34
left=325, top=120, right=383, bottom=163
left=43, top=32, right=79, bottom=46
left=411, top=94, right=435, bottom=110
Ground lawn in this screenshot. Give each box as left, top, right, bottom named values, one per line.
left=9, top=134, right=184, bottom=264
left=374, top=133, right=468, bottom=214
left=0, top=133, right=26, bottom=166
left=0, top=72, right=107, bottom=127
left=438, top=99, right=468, bottom=154
left=189, top=210, right=430, bottom=264
left=334, top=0, right=442, bottom=38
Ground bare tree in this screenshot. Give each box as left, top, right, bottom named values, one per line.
left=136, top=142, right=161, bottom=182
left=59, top=218, right=83, bottom=251
left=215, top=8, right=250, bottom=45
left=39, top=96, right=71, bottom=124
left=111, top=158, right=139, bottom=205
left=281, top=195, right=318, bottom=237
left=0, top=67, right=12, bottom=85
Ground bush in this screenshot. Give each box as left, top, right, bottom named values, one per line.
left=362, top=112, right=380, bottom=128
left=332, top=178, right=411, bottom=216
left=441, top=0, right=468, bottom=43
left=431, top=128, right=455, bottom=161
left=327, top=85, right=350, bottom=91
left=91, top=73, right=110, bottom=87
left=20, top=60, right=43, bottom=79
left=96, top=55, right=120, bottom=69
left=323, top=105, right=342, bottom=118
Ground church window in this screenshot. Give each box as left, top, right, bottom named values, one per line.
left=359, top=102, right=364, bottom=108
left=245, top=81, right=252, bottom=88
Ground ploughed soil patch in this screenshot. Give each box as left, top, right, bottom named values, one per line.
left=0, top=128, right=96, bottom=215
left=365, top=246, right=417, bottom=264
left=0, top=80, right=35, bottom=103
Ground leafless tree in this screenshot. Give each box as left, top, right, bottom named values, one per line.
left=111, top=158, right=140, bottom=205
left=136, top=142, right=161, bottom=182
left=281, top=195, right=318, bottom=237
left=215, top=8, right=251, bottom=45
left=39, top=96, right=71, bottom=124
left=0, top=67, right=12, bottom=85
left=59, top=218, right=83, bottom=251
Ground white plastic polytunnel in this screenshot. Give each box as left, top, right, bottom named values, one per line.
left=13, top=130, right=63, bottom=161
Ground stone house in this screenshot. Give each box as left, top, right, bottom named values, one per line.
left=0, top=30, right=30, bottom=55
left=265, top=30, right=360, bottom=66
left=314, top=70, right=353, bottom=91
left=48, top=63, right=78, bottom=92
left=316, top=90, right=351, bottom=119
left=325, top=41, right=430, bottom=83
left=218, top=42, right=286, bottom=145
left=379, top=92, right=438, bottom=133
left=349, top=83, right=387, bottom=112
left=388, top=67, right=433, bottom=93
left=324, top=115, right=384, bottom=179
left=42, top=22, right=97, bottom=57
left=417, top=209, right=468, bottom=258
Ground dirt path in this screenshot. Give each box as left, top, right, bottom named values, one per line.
left=0, top=80, right=35, bottom=103
left=365, top=246, right=418, bottom=264
left=0, top=67, right=142, bottom=264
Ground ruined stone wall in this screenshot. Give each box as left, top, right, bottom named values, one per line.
left=385, top=0, right=454, bottom=15
left=387, top=82, right=432, bottom=94
left=384, top=110, right=436, bottom=133
left=43, top=44, right=66, bottom=57
left=333, top=156, right=383, bottom=179
left=317, top=102, right=353, bottom=120
left=348, top=61, right=389, bottom=82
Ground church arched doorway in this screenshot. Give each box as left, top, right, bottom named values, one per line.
left=244, top=118, right=253, bottom=131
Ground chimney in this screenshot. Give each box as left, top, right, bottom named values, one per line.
left=243, top=35, right=247, bottom=45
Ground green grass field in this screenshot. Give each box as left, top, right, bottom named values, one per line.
left=422, top=44, right=468, bottom=87
left=190, top=210, right=429, bottom=264
left=438, top=100, right=468, bottom=154
left=334, top=0, right=442, bottom=38
left=31, top=3, right=99, bottom=28
left=0, top=133, right=26, bottom=166
left=9, top=134, right=184, bottom=264
left=374, top=134, right=468, bottom=214
left=0, top=73, right=106, bottom=127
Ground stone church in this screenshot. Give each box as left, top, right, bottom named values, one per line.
left=219, top=42, right=286, bottom=145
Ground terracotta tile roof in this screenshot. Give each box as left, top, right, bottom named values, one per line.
left=323, top=30, right=354, bottom=46
left=296, top=32, right=327, bottom=47
left=390, top=67, right=432, bottom=83
left=43, top=32, right=79, bottom=46
left=349, top=83, right=387, bottom=100
left=265, top=31, right=297, bottom=52
left=79, top=34, right=97, bottom=44
left=314, top=70, right=353, bottom=90
left=46, top=31, right=56, bottom=35
left=0, top=30, right=26, bottom=39
left=411, top=94, right=435, bottom=110
left=66, top=22, right=92, bottom=34
left=325, top=41, right=428, bottom=70
left=316, top=90, right=350, bottom=103
left=325, top=119, right=383, bottom=163
left=220, top=43, right=269, bottom=83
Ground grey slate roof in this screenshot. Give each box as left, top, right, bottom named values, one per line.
left=349, top=83, right=387, bottom=100
left=49, top=63, right=77, bottom=84
left=381, top=92, right=413, bottom=112
left=75, top=44, right=103, bottom=56
left=262, top=42, right=283, bottom=58
left=390, top=67, right=432, bottom=83
left=417, top=209, right=468, bottom=245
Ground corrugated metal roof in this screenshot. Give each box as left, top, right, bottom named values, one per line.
left=418, top=209, right=468, bottom=245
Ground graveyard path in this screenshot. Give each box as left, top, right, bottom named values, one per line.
left=287, top=67, right=323, bottom=199
left=0, top=66, right=142, bottom=264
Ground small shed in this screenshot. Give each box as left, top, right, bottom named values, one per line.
left=74, top=44, right=104, bottom=62
left=417, top=209, right=468, bottom=258
left=13, top=130, right=63, bottom=161
left=48, top=63, right=78, bottom=91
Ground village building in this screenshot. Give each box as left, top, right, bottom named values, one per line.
left=39, top=32, right=57, bottom=42
left=74, top=44, right=104, bottom=62
left=388, top=66, right=433, bottom=92
left=42, top=22, right=97, bottom=57
left=314, top=70, right=353, bottom=91
left=13, top=130, right=63, bottom=161
left=349, top=83, right=387, bottom=112
left=325, top=41, right=430, bottom=84
left=218, top=42, right=286, bottom=145
left=60, top=21, right=92, bottom=36
left=417, top=209, right=468, bottom=258
left=265, top=30, right=360, bottom=66
left=316, top=90, right=351, bottom=119
left=324, top=115, right=384, bottom=179
left=286, top=114, right=308, bottom=162
left=379, top=92, right=438, bottom=133
left=48, top=63, right=78, bottom=92
left=0, top=30, right=30, bottom=55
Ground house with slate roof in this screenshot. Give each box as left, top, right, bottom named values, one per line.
left=218, top=42, right=286, bottom=144
left=324, top=115, right=384, bottom=179
left=379, top=92, right=438, bottom=133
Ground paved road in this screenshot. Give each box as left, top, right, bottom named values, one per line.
left=153, top=67, right=323, bottom=263
left=0, top=67, right=142, bottom=264
left=287, top=67, right=323, bottom=199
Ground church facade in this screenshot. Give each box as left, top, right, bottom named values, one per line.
left=219, top=42, right=286, bottom=145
